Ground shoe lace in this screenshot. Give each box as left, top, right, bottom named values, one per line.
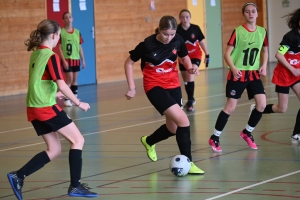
left=81, top=183, right=92, bottom=190
left=248, top=134, right=255, bottom=142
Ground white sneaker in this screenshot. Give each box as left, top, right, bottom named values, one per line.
left=291, top=134, right=300, bottom=144
left=64, top=99, right=72, bottom=107
left=249, top=104, right=256, bottom=118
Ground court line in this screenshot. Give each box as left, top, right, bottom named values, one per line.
left=205, top=170, right=300, bottom=200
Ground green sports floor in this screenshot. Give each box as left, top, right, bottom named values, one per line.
left=1, top=63, right=300, bottom=200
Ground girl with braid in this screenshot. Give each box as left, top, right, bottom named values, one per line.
left=7, top=19, right=97, bottom=199
left=124, top=16, right=204, bottom=175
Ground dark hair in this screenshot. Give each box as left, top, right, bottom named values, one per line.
left=282, top=8, right=300, bottom=29
left=179, top=9, right=191, bottom=18
left=242, top=2, right=258, bottom=13
left=24, top=19, right=60, bottom=51
left=155, top=16, right=177, bottom=34
left=62, top=12, right=71, bottom=19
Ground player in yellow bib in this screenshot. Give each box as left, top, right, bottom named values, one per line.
left=208, top=2, right=268, bottom=152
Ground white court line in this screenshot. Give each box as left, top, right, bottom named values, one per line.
left=205, top=170, right=300, bottom=200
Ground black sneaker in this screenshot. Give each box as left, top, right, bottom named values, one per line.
left=68, top=183, right=98, bottom=198
left=7, top=171, right=23, bottom=200
left=185, top=100, right=195, bottom=112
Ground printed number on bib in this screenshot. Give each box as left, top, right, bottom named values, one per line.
left=242, top=48, right=259, bottom=66
left=66, top=43, right=72, bottom=56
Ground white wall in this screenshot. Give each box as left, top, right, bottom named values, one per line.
left=267, top=0, right=300, bottom=62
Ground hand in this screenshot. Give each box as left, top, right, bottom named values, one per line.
left=82, top=61, right=86, bottom=69
left=232, top=68, right=242, bottom=79
left=259, top=66, right=267, bottom=76
left=63, top=60, right=69, bottom=70
left=56, top=91, right=65, bottom=99
left=205, top=54, right=210, bottom=68
left=187, top=67, right=199, bottom=76
left=77, top=101, right=90, bottom=112
left=125, top=89, right=136, bottom=100
left=291, top=68, right=300, bottom=77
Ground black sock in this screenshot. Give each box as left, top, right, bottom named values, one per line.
left=146, top=124, right=174, bottom=146
left=215, top=110, right=230, bottom=131
left=243, top=108, right=262, bottom=135
left=17, top=151, right=50, bottom=179
left=185, top=82, right=195, bottom=102
left=70, top=85, right=78, bottom=95
left=69, top=149, right=82, bottom=187
left=176, top=126, right=192, bottom=161
left=263, top=104, right=274, bottom=114
left=293, top=109, right=300, bottom=136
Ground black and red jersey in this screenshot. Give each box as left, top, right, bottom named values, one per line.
left=27, top=48, right=64, bottom=122
left=272, top=28, right=300, bottom=86
left=176, top=24, right=204, bottom=59
left=129, top=34, right=188, bottom=92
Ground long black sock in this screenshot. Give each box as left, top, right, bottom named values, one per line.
left=185, top=82, right=195, bottom=102
left=70, top=85, right=78, bottom=95
left=69, top=149, right=82, bottom=187
left=263, top=104, right=274, bottom=114
left=176, top=126, right=192, bottom=161
left=146, top=124, right=174, bottom=146
left=243, top=108, right=263, bottom=135
left=293, top=109, right=300, bottom=136
left=17, top=151, right=50, bottom=179
left=215, top=110, right=230, bottom=132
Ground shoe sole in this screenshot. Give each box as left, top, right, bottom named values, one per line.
left=68, top=193, right=98, bottom=198
left=140, top=137, right=157, bottom=162
left=188, top=172, right=205, bottom=175
left=208, top=141, right=222, bottom=152
left=240, top=136, right=258, bottom=149
left=7, top=174, right=22, bottom=200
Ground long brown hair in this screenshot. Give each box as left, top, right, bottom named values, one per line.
left=282, top=8, right=300, bottom=29
left=155, top=16, right=177, bottom=34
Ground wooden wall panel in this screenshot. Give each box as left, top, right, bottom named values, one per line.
left=221, top=0, right=264, bottom=66
left=0, top=0, right=46, bottom=96
left=94, top=0, right=187, bottom=83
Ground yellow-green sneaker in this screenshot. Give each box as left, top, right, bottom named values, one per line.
left=188, top=162, right=204, bottom=175
left=141, top=136, right=157, bottom=162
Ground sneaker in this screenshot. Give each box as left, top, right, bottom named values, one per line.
left=7, top=171, right=23, bottom=200
left=249, top=104, right=256, bottom=117
left=291, top=134, right=300, bottom=144
left=64, top=99, right=72, bottom=107
left=183, top=99, right=196, bottom=108
left=208, top=137, right=222, bottom=152
left=188, top=162, right=204, bottom=175
left=185, top=104, right=195, bottom=112
left=68, top=183, right=98, bottom=198
left=141, top=136, right=157, bottom=161
left=240, top=132, right=258, bottom=149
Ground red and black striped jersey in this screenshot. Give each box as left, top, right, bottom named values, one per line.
left=176, top=24, right=204, bottom=59
left=129, top=34, right=188, bottom=92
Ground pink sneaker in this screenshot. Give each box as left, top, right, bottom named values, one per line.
left=209, top=138, right=222, bottom=152
left=240, top=132, right=258, bottom=149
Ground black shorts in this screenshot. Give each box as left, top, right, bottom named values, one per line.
left=226, top=79, right=265, bottom=100
left=63, top=66, right=80, bottom=73
left=275, top=80, right=300, bottom=94
left=179, top=58, right=201, bottom=71
left=146, top=86, right=182, bottom=115
left=31, top=107, right=72, bottom=136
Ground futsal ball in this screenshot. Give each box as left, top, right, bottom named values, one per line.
left=169, top=155, right=191, bottom=177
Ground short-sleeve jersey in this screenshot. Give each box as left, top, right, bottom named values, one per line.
left=129, top=34, right=188, bottom=92
left=26, top=46, right=64, bottom=122
left=176, top=24, right=204, bottom=59
left=59, top=28, right=83, bottom=67
left=272, top=28, right=300, bottom=86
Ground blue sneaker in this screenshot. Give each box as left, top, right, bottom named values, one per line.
left=68, top=183, right=98, bottom=198
left=7, top=171, right=23, bottom=200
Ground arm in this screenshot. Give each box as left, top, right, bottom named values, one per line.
left=181, top=55, right=199, bottom=75
left=259, top=46, right=268, bottom=76
left=275, top=51, right=300, bottom=76
left=79, top=45, right=86, bottom=69
left=224, top=45, right=242, bottom=79
left=58, top=44, right=68, bottom=70
left=124, top=56, right=136, bottom=99
left=199, top=40, right=209, bottom=67
left=56, top=79, right=90, bottom=111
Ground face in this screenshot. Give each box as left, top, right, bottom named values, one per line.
left=243, top=5, right=258, bottom=23
left=63, top=13, right=73, bottom=25
left=179, top=11, right=191, bottom=25
left=158, top=29, right=176, bottom=44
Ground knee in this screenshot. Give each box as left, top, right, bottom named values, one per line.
left=255, top=104, right=266, bottom=112
left=47, top=145, right=62, bottom=160
left=72, top=135, right=85, bottom=148
left=223, top=107, right=235, bottom=115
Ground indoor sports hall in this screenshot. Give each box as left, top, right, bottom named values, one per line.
left=1, top=0, right=300, bottom=200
